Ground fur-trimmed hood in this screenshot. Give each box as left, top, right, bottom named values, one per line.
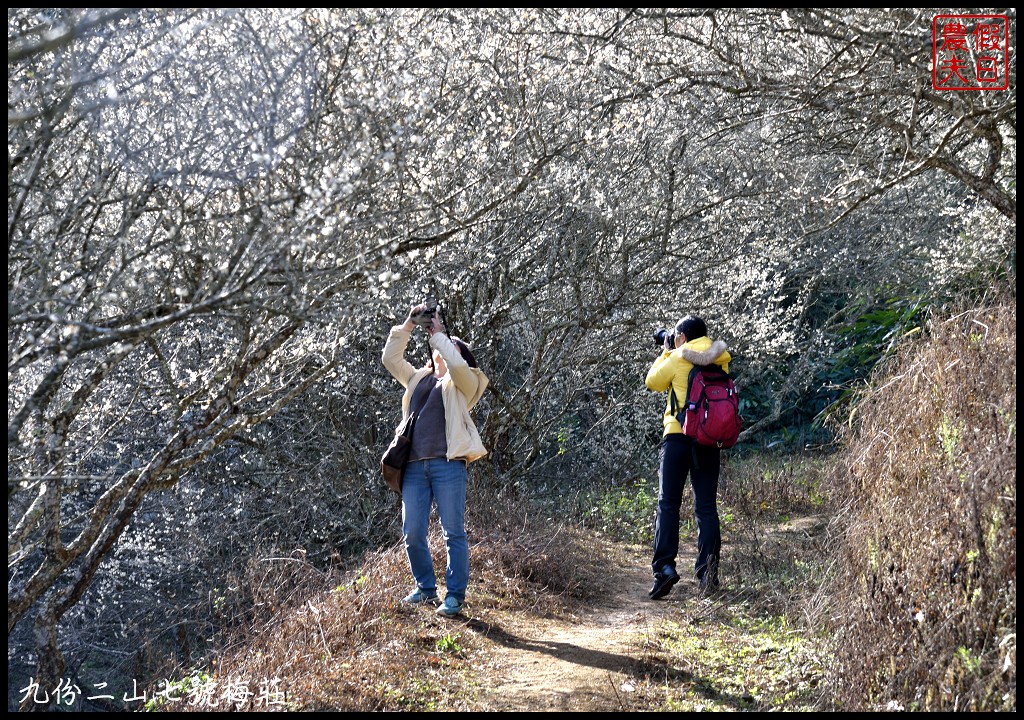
left=679, top=339, right=730, bottom=367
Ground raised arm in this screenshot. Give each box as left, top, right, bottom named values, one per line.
left=381, top=307, right=422, bottom=387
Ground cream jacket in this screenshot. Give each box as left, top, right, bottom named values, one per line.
left=645, top=337, right=732, bottom=436
left=382, top=325, right=489, bottom=463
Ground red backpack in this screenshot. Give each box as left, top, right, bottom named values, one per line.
left=671, top=364, right=742, bottom=448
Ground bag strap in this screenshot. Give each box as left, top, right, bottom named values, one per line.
left=669, top=363, right=727, bottom=414
left=407, top=373, right=434, bottom=423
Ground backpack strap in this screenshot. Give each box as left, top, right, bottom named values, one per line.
left=669, top=384, right=683, bottom=425
left=686, top=363, right=727, bottom=400
left=668, top=363, right=730, bottom=424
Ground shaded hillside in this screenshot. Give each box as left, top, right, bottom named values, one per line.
left=825, top=297, right=1016, bottom=711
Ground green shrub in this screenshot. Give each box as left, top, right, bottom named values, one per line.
left=586, top=478, right=659, bottom=546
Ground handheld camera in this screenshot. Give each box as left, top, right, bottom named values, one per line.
left=653, top=327, right=676, bottom=348
left=410, top=297, right=439, bottom=328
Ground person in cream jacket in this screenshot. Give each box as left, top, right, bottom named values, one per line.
left=382, top=304, right=489, bottom=616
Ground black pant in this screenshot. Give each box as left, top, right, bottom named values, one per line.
left=652, top=434, right=721, bottom=583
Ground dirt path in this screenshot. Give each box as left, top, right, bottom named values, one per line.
left=464, top=542, right=698, bottom=711
left=445, top=515, right=832, bottom=712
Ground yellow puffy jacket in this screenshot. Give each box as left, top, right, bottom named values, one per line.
left=645, top=336, right=731, bottom=436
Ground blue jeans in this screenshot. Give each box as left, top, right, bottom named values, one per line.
left=652, top=434, right=721, bottom=583
left=401, top=458, right=469, bottom=602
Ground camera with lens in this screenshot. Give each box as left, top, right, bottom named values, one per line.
left=653, top=327, right=676, bottom=348
left=410, top=297, right=439, bottom=328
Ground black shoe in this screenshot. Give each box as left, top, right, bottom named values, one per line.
left=649, top=566, right=680, bottom=600
left=697, top=575, right=720, bottom=596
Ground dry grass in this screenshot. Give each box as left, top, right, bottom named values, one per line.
left=151, top=499, right=609, bottom=712
left=824, top=298, right=1016, bottom=711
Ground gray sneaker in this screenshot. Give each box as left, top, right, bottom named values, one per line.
left=435, top=596, right=464, bottom=616
left=403, top=588, right=438, bottom=604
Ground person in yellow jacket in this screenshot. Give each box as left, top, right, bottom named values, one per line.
left=382, top=303, right=489, bottom=617
left=644, top=315, right=732, bottom=599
